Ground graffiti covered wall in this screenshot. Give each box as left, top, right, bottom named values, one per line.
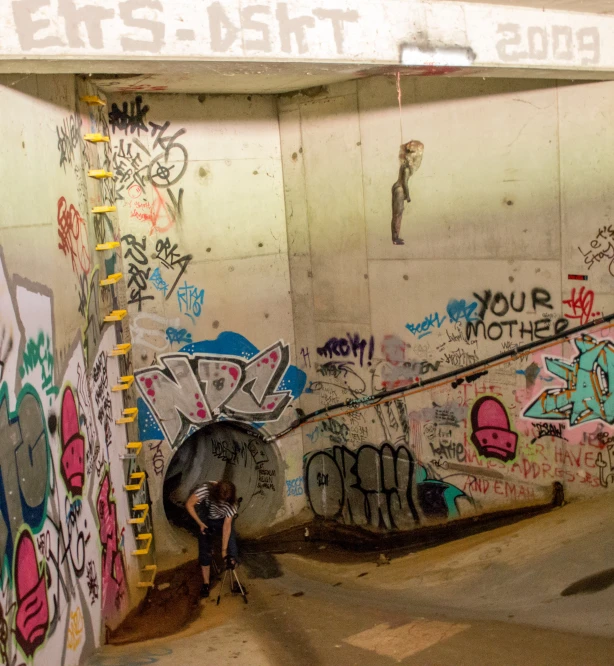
left=0, top=74, right=143, bottom=665
left=0, top=248, right=135, bottom=665
left=279, top=77, right=614, bottom=532
left=107, top=91, right=308, bottom=552
left=302, top=331, right=614, bottom=528
left=5, top=72, right=613, bottom=634
left=113, top=80, right=614, bottom=552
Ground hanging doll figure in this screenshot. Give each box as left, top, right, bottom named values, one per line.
left=391, top=140, right=424, bottom=245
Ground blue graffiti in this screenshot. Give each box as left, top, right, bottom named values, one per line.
left=415, top=464, right=465, bottom=519
left=446, top=299, right=479, bottom=324
left=406, top=312, right=446, bottom=339
left=166, top=327, right=192, bottom=347
left=177, top=281, right=204, bottom=323
left=149, top=267, right=169, bottom=296
left=137, top=398, right=165, bottom=442
left=524, top=335, right=614, bottom=426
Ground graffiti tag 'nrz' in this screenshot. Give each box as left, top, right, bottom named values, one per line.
left=136, top=341, right=299, bottom=447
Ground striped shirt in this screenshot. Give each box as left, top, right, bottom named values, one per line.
left=194, top=482, right=237, bottom=520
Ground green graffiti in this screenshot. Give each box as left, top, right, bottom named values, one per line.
left=524, top=335, right=614, bottom=426
left=19, top=332, right=58, bottom=403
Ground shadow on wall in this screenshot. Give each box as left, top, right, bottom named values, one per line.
left=162, top=422, right=282, bottom=538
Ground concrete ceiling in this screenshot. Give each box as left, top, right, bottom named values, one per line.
left=84, top=0, right=614, bottom=94
left=92, top=62, right=612, bottom=96
left=92, top=63, right=381, bottom=96
left=440, top=0, right=614, bottom=13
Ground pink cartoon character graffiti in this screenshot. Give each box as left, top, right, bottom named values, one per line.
left=60, top=387, right=85, bottom=496
left=14, top=530, right=49, bottom=657
left=470, top=396, right=518, bottom=462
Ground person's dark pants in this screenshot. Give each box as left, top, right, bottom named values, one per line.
left=197, top=518, right=238, bottom=567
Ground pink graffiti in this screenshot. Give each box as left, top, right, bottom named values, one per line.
left=60, top=387, right=85, bottom=496
left=129, top=185, right=178, bottom=235
left=57, top=197, right=91, bottom=276
left=97, top=473, right=127, bottom=618
left=470, top=396, right=518, bottom=462
left=14, top=531, right=49, bottom=657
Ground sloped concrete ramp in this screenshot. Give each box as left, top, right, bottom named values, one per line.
left=87, top=493, right=614, bottom=665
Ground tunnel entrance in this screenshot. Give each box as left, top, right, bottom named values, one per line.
left=163, top=422, right=282, bottom=538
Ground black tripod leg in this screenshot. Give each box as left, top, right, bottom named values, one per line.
left=216, top=569, right=228, bottom=606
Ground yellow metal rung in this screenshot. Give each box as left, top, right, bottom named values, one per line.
left=104, top=309, right=127, bottom=322
left=116, top=407, right=138, bottom=424
left=84, top=133, right=110, bottom=143
left=88, top=169, right=113, bottom=179
left=124, top=471, right=145, bottom=491
left=129, top=504, right=150, bottom=525
left=112, top=375, right=134, bottom=391
left=127, top=441, right=142, bottom=455
left=132, top=533, right=152, bottom=556
left=137, top=565, right=158, bottom=588
left=80, top=95, right=105, bottom=106
left=100, top=272, right=123, bottom=287
left=96, top=241, right=120, bottom=251
left=100, top=272, right=123, bottom=286
left=92, top=205, right=117, bottom=214
left=111, top=343, right=132, bottom=356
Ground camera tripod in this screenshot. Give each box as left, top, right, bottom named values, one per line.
left=211, top=558, right=248, bottom=605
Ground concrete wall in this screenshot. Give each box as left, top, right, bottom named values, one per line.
left=105, top=91, right=307, bottom=556
left=111, top=78, right=614, bottom=566
left=2, top=75, right=612, bottom=653
left=0, top=74, right=145, bottom=665
left=279, top=77, right=614, bottom=528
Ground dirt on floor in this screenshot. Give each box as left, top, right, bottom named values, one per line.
left=108, top=501, right=556, bottom=645
left=108, top=559, right=203, bottom=645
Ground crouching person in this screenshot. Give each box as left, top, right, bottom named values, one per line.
left=185, top=479, right=239, bottom=598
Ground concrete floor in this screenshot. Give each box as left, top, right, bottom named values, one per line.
left=87, top=493, right=614, bottom=666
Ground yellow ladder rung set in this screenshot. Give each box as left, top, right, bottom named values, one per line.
left=120, top=442, right=142, bottom=460
left=111, top=343, right=132, bottom=356
left=80, top=95, right=105, bottom=106
left=82, top=115, right=156, bottom=568
left=112, top=375, right=134, bottom=392
left=84, top=133, right=110, bottom=143
left=137, top=565, right=158, bottom=588
left=96, top=241, right=120, bottom=251
left=116, top=407, right=138, bottom=425
left=124, top=471, right=145, bottom=492
left=100, top=272, right=123, bottom=286
left=126, top=441, right=142, bottom=455
left=112, top=375, right=134, bottom=391
left=129, top=504, right=150, bottom=525
left=104, top=309, right=127, bottom=322
left=132, top=533, right=152, bottom=556
left=88, top=169, right=113, bottom=179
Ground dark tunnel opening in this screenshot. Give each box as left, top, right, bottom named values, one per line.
left=162, top=422, right=283, bottom=539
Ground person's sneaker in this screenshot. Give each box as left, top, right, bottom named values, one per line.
left=200, top=583, right=210, bottom=599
